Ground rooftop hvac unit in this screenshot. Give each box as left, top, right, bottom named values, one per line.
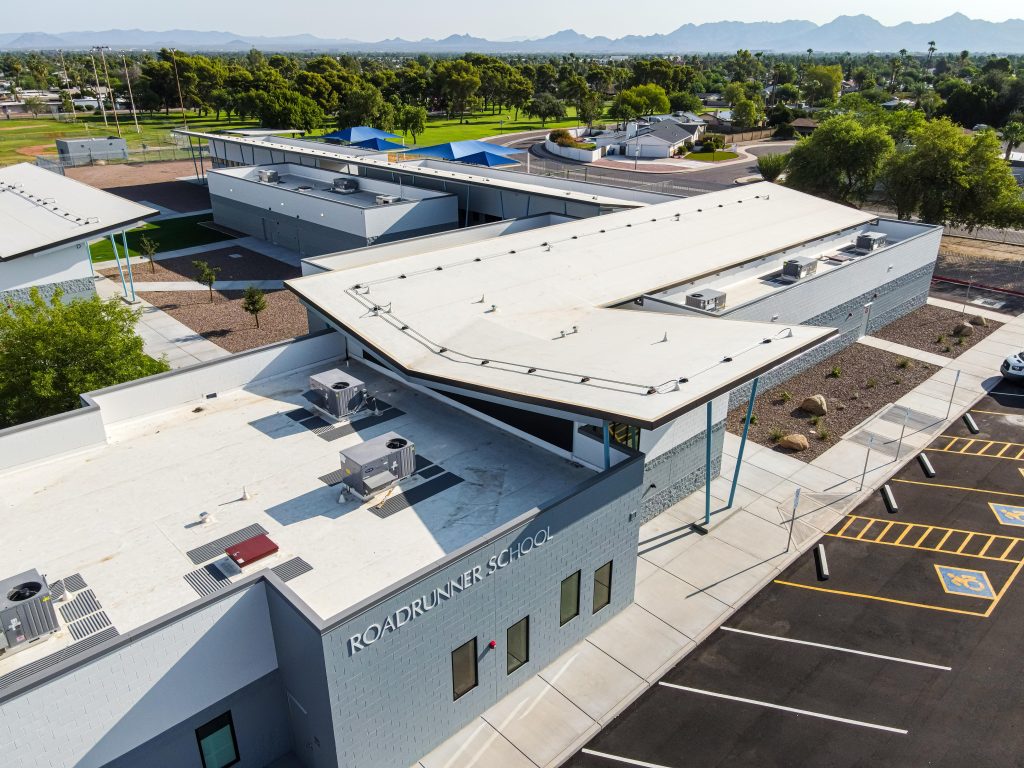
left=855, top=232, right=888, bottom=252
left=375, top=194, right=401, bottom=205
left=780, top=256, right=819, bottom=283
left=0, top=570, right=59, bottom=658
left=339, top=432, right=416, bottom=500
left=257, top=169, right=280, bottom=183
left=684, top=288, right=727, bottom=311
left=308, top=369, right=366, bottom=421
left=332, top=177, right=359, bottom=193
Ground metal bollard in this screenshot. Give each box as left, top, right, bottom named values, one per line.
left=918, top=453, right=936, bottom=478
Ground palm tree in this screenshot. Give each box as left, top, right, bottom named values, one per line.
left=927, top=41, right=937, bottom=65
left=959, top=50, right=970, bottom=72
left=1001, top=122, right=1024, bottom=161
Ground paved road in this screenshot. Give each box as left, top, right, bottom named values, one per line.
left=567, top=386, right=1024, bottom=767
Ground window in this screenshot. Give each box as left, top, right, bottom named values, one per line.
left=593, top=561, right=613, bottom=613
left=560, top=571, right=581, bottom=626
left=452, top=638, right=478, bottom=700
left=195, top=712, right=239, bottom=768
left=609, top=422, right=641, bottom=451
left=507, top=617, right=529, bottom=674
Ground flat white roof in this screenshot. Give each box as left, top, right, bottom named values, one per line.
left=180, top=129, right=658, bottom=208
left=0, top=362, right=590, bottom=676
left=287, top=183, right=870, bottom=427
left=0, top=163, right=156, bottom=260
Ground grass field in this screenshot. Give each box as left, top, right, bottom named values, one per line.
left=89, top=214, right=234, bottom=262
left=685, top=150, right=740, bottom=162
left=0, top=111, right=259, bottom=167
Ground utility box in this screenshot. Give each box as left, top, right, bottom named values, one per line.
left=309, top=369, right=366, bottom=420
left=333, top=177, right=359, bottom=193
left=684, top=288, right=727, bottom=311
left=856, top=232, right=888, bottom=252
left=780, top=256, right=819, bottom=282
left=339, top=432, right=416, bottom=500
left=258, top=169, right=280, bottom=183
left=0, top=570, right=60, bottom=657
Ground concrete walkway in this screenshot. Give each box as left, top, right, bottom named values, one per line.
left=856, top=334, right=952, bottom=367
left=417, top=310, right=1024, bottom=768
left=927, top=295, right=1015, bottom=323
left=95, top=276, right=229, bottom=369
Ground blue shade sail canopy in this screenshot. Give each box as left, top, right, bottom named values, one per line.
left=321, top=126, right=401, bottom=143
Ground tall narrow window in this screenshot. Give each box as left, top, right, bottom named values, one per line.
left=560, top=571, right=581, bottom=626
left=593, top=561, right=613, bottom=613
left=195, top=711, right=240, bottom=768
left=507, top=616, right=529, bottom=674
left=452, top=638, right=478, bottom=700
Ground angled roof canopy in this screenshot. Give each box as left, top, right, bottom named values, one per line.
left=322, top=126, right=401, bottom=143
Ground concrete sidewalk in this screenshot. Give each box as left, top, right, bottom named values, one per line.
left=95, top=276, right=229, bottom=369
left=417, top=309, right=1024, bottom=768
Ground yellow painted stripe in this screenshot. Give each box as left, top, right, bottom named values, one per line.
left=955, top=533, right=974, bottom=554
left=914, top=526, right=935, bottom=547
left=984, top=558, right=1024, bottom=617
left=1002, top=540, right=1019, bottom=560
left=892, top=479, right=1024, bottom=499
left=944, top=437, right=959, bottom=451
left=959, top=439, right=977, bottom=454
left=997, top=444, right=1011, bottom=457
left=894, top=524, right=914, bottom=545
left=972, top=409, right=1021, bottom=417
left=877, top=521, right=896, bottom=542
left=773, top=580, right=988, bottom=617
left=1016, top=446, right=1024, bottom=460
left=978, top=441, right=996, bottom=456
left=855, top=519, right=876, bottom=540
left=978, top=536, right=997, bottom=558
left=836, top=517, right=857, bottom=537
left=935, top=530, right=954, bottom=550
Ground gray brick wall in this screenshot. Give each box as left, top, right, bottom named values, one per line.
left=317, top=456, right=645, bottom=768
left=0, top=276, right=96, bottom=305
left=639, top=420, right=725, bottom=523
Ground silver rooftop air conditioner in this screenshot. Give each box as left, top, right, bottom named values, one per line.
left=333, top=177, right=359, bottom=193
left=685, top=288, right=727, bottom=311
left=780, top=256, right=819, bottom=283
left=308, top=369, right=366, bottom=421
left=375, top=194, right=401, bottom=205
left=339, top=432, right=416, bottom=500
left=0, top=570, right=60, bottom=657
left=257, top=169, right=280, bottom=183
left=855, top=232, right=888, bottom=252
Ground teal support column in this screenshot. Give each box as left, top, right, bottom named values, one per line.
left=120, top=230, right=136, bottom=302
left=602, top=421, right=611, bottom=470
left=108, top=233, right=128, bottom=298
left=692, top=400, right=714, bottom=535
left=727, top=376, right=760, bottom=509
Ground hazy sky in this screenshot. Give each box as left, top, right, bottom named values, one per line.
left=7, top=1, right=1021, bottom=39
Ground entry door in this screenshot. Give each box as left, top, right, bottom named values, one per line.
left=860, top=302, right=874, bottom=337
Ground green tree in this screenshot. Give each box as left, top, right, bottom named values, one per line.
left=0, top=289, right=168, bottom=427
left=192, top=260, right=221, bottom=303
left=785, top=114, right=895, bottom=203
left=723, top=82, right=747, bottom=107
left=732, top=99, right=765, bottom=128
left=757, top=152, right=789, bottom=181
left=524, top=92, right=566, bottom=127
left=241, top=286, right=267, bottom=329
left=400, top=104, right=428, bottom=143
left=802, top=64, right=843, bottom=106
left=434, top=59, right=481, bottom=123
left=1001, top=121, right=1024, bottom=161
left=613, top=84, right=670, bottom=119
left=577, top=88, right=604, bottom=127
left=336, top=82, right=385, bottom=129
left=669, top=91, right=702, bottom=114
left=139, top=234, right=159, bottom=274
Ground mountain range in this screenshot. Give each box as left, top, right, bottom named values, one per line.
left=3, top=14, right=1024, bottom=54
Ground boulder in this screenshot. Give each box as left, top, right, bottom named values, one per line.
left=954, top=321, right=974, bottom=337
left=800, top=394, right=828, bottom=416
left=779, top=433, right=809, bottom=451
left=968, top=314, right=988, bottom=328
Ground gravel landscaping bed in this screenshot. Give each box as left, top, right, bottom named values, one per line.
left=138, top=289, right=308, bottom=353
left=726, top=345, right=939, bottom=462
left=872, top=303, right=1001, bottom=358
left=100, top=247, right=300, bottom=283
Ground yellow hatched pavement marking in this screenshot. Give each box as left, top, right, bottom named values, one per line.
left=935, top=530, right=954, bottom=550
left=978, top=442, right=996, bottom=456
left=836, top=517, right=857, bottom=537
left=877, top=521, right=896, bottom=542
left=997, top=444, right=1011, bottom=457
left=955, top=533, right=974, bottom=554
left=894, top=525, right=914, bottom=545
left=914, top=526, right=934, bottom=547
left=959, top=439, right=977, bottom=454
left=828, top=517, right=1024, bottom=564
left=1002, top=540, right=1019, bottom=560
left=855, top=519, right=876, bottom=540
left=978, top=536, right=997, bottom=558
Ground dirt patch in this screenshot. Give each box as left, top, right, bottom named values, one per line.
left=138, top=289, right=309, bottom=353
left=727, top=345, right=939, bottom=462
left=65, top=160, right=211, bottom=211
left=937, top=236, right=1024, bottom=294
left=16, top=143, right=53, bottom=157
left=872, top=304, right=1002, bottom=358
left=100, top=247, right=299, bottom=283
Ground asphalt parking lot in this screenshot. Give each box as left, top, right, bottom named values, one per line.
left=568, top=384, right=1024, bottom=767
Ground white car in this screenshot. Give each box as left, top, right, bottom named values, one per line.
left=1001, top=352, right=1024, bottom=381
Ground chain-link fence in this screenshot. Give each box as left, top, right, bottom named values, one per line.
left=35, top=142, right=206, bottom=175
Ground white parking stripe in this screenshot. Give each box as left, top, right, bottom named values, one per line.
left=658, top=682, right=909, bottom=735
left=720, top=626, right=952, bottom=671
left=581, top=749, right=676, bottom=768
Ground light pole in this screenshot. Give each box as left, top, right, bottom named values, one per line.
left=89, top=53, right=107, bottom=128
left=121, top=54, right=140, bottom=133
left=57, top=49, right=74, bottom=122
left=95, top=46, right=122, bottom=137
left=170, top=49, right=188, bottom=128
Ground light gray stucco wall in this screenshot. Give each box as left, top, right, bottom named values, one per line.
left=316, top=455, right=644, bottom=768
